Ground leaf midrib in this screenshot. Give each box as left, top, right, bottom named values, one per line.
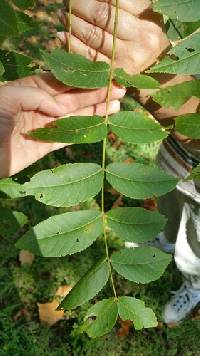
left=33, top=213, right=102, bottom=241
left=107, top=215, right=160, bottom=226
left=47, top=56, right=109, bottom=74
left=106, top=169, right=175, bottom=184
left=28, top=167, right=103, bottom=190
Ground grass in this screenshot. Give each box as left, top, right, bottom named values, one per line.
left=1, top=142, right=200, bottom=356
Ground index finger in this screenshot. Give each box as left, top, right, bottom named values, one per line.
left=96, top=0, right=152, bottom=16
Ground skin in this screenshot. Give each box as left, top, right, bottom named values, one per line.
left=60, top=0, right=199, bottom=148
left=62, top=0, right=169, bottom=73
left=0, top=73, right=125, bottom=177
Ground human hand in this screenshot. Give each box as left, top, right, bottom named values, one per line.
left=59, top=0, right=169, bottom=74
left=0, top=74, right=125, bottom=177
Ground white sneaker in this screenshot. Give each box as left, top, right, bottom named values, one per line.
left=125, top=232, right=175, bottom=254
left=163, top=280, right=200, bottom=324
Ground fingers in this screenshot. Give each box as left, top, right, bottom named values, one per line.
left=69, top=14, right=124, bottom=58
left=8, top=73, right=72, bottom=96
left=0, top=86, right=68, bottom=118
left=57, top=32, right=110, bottom=62
left=71, top=0, right=139, bottom=41
left=55, top=85, right=125, bottom=114
left=72, top=99, right=120, bottom=116
left=96, top=0, right=152, bottom=16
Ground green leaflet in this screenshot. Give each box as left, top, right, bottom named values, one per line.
left=24, top=163, right=103, bottom=207
left=118, top=296, right=157, bottom=330
left=106, top=207, right=166, bottom=243
left=0, top=61, right=4, bottom=76
left=42, top=49, right=110, bottom=89
left=188, top=164, right=200, bottom=180
left=0, top=50, right=33, bottom=81
left=60, top=259, right=110, bottom=310
left=108, top=111, right=167, bottom=144
left=106, top=163, right=178, bottom=200
left=0, top=178, right=26, bottom=199
left=16, top=210, right=103, bottom=257
left=12, top=0, right=35, bottom=9
left=153, top=80, right=200, bottom=110
left=29, top=115, right=107, bottom=144
left=175, top=113, right=200, bottom=139
left=114, top=68, right=160, bottom=89
left=148, top=31, right=200, bottom=75
left=153, top=0, right=200, bottom=22
left=80, top=298, right=118, bottom=338
left=15, top=12, right=35, bottom=33
left=121, top=95, right=144, bottom=111
left=111, top=247, right=171, bottom=284
left=0, top=0, right=19, bottom=38
left=0, top=208, right=28, bottom=239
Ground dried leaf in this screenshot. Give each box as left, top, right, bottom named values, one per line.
left=38, top=285, right=71, bottom=326
left=143, top=198, right=158, bottom=211
left=38, top=300, right=64, bottom=326
left=117, top=319, right=132, bottom=337
left=19, top=250, right=35, bottom=265
left=55, top=285, right=72, bottom=299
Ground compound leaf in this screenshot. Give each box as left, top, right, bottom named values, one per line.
left=111, top=247, right=171, bottom=283
left=60, top=259, right=110, bottom=310
left=12, top=0, right=35, bottom=9
left=106, top=163, right=178, bottom=199
left=16, top=11, right=35, bottom=33
left=0, top=207, right=28, bottom=239
left=148, top=31, right=200, bottom=75
left=175, top=113, right=200, bottom=139
left=16, top=210, right=103, bottom=257
left=153, top=0, right=200, bottom=22
left=114, top=68, right=160, bottom=89
left=80, top=298, right=118, bottom=338
left=0, top=61, right=4, bottom=76
left=0, top=0, right=19, bottom=38
left=0, top=178, right=26, bottom=198
left=29, top=115, right=107, bottom=144
left=153, top=80, right=200, bottom=110
left=108, top=111, right=167, bottom=144
left=0, top=50, right=33, bottom=81
left=42, top=49, right=109, bottom=89
left=106, top=207, right=166, bottom=243
left=118, top=296, right=157, bottom=330
left=24, top=163, right=103, bottom=207
left=188, top=164, right=200, bottom=180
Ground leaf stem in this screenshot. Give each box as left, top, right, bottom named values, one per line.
left=101, top=0, right=119, bottom=299
left=67, top=0, right=72, bottom=53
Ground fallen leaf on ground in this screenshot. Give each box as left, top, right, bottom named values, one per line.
left=123, top=158, right=134, bottom=164
left=117, top=319, right=132, bottom=337
left=38, top=300, right=64, bottom=326
left=19, top=250, right=35, bottom=265
left=56, top=285, right=72, bottom=299
left=38, top=285, right=71, bottom=326
left=143, top=198, right=157, bottom=211
left=14, top=308, right=31, bottom=321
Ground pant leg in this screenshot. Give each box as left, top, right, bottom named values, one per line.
left=157, top=189, right=183, bottom=243
left=157, top=137, right=200, bottom=285
left=175, top=192, right=200, bottom=286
